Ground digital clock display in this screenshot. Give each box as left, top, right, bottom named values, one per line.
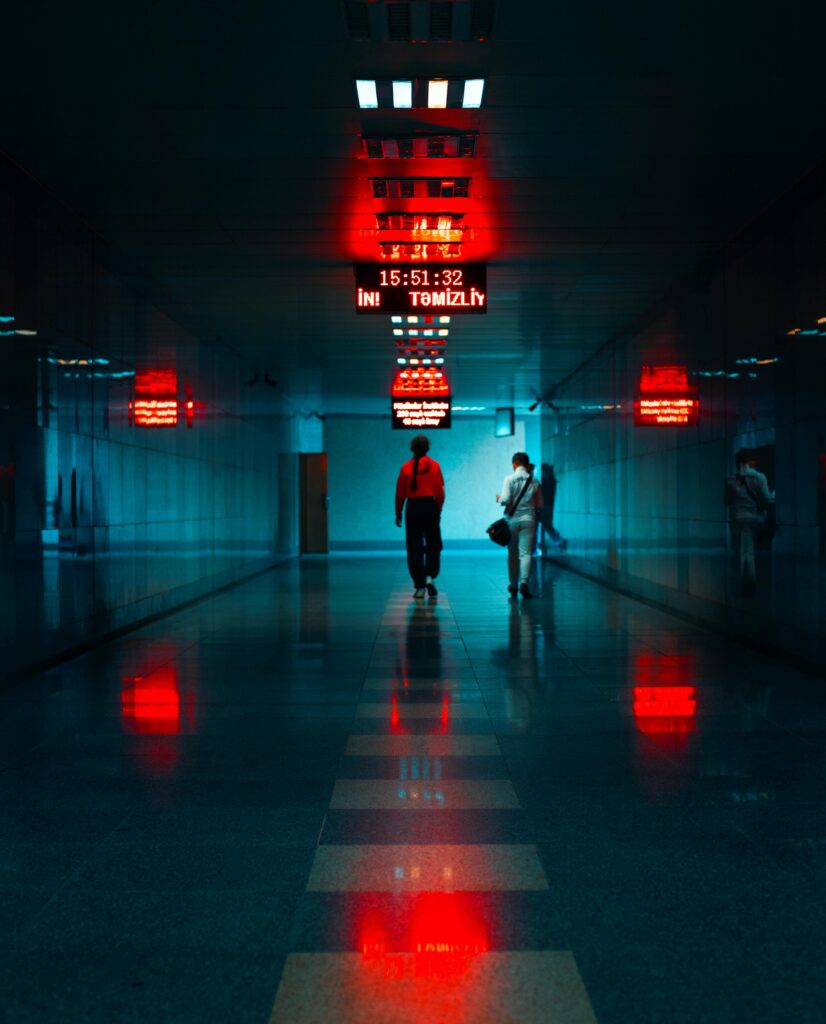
left=355, top=263, right=487, bottom=315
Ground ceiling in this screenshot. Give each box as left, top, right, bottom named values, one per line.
left=4, top=1, right=826, bottom=413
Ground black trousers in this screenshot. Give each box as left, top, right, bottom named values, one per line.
left=404, top=498, right=442, bottom=588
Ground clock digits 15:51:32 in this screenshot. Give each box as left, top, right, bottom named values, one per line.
left=379, top=268, right=464, bottom=288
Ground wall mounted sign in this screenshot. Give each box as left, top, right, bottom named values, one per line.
left=355, top=263, right=487, bottom=314
left=131, top=369, right=178, bottom=427
left=634, top=365, right=699, bottom=426
left=392, top=399, right=452, bottom=429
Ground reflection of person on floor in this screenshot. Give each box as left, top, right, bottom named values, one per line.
left=726, top=448, right=774, bottom=595
left=497, top=452, right=543, bottom=599
left=395, top=435, right=445, bottom=600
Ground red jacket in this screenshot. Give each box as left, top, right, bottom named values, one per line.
left=395, top=456, right=445, bottom=518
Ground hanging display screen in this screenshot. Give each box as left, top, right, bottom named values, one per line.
left=392, top=399, right=452, bottom=429
left=634, top=365, right=699, bottom=426
left=356, top=263, right=487, bottom=314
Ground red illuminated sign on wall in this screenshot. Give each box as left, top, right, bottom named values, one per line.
left=634, top=365, right=698, bottom=426
left=132, top=369, right=179, bottom=427
left=355, top=263, right=487, bottom=314
left=392, top=399, right=451, bottom=429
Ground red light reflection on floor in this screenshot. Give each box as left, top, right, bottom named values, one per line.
left=361, top=895, right=488, bottom=979
left=122, top=668, right=181, bottom=735
left=632, top=654, right=697, bottom=744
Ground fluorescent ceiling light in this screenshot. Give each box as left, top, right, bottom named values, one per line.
left=356, top=80, right=378, bottom=109
left=391, top=316, right=402, bottom=323
left=393, top=329, right=403, bottom=336
left=462, top=79, right=485, bottom=108
left=439, top=316, right=450, bottom=323
left=407, top=316, right=417, bottom=323
left=392, top=80, right=412, bottom=108
left=428, top=79, right=448, bottom=109
left=438, top=329, right=449, bottom=337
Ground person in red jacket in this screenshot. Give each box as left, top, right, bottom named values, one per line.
left=395, top=435, right=445, bottom=598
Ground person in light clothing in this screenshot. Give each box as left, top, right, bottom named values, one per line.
left=497, top=452, right=543, bottom=598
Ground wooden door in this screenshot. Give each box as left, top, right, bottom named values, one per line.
left=299, top=453, right=328, bottom=554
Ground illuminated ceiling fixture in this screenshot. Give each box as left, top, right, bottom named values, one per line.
left=428, top=79, right=448, bottom=108
left=393, top=329, right=403, bottom=336
left=391, top=316, right=402, bottom=323
left=438, top=329, right=449, bottom=336
left=356, top=79, right=378, bottom=108
left=392, top=80, right=412, bottom=108
left=462, top=78, right=485, bottom=108
left=440, top=316, right=450, bottom=324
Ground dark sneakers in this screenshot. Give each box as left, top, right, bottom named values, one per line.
left=519, top=583, right=533, bottom=599
left=508, top=585, right=518, bottom=597
left=426, top=577, right=438, bottom=597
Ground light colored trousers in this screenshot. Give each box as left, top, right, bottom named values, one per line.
left=508, top=520, right=536, bottom=587
left=732, top=521, right=757, bottom=583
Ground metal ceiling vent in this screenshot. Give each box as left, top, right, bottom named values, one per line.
left=387, top=2, right=412, bottom=40
left=343, top=2, right=494, bottom=43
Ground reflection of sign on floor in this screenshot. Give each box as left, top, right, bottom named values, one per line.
left=392, top=400, right=451, bottom=429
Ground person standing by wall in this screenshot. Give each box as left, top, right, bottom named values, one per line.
left=395, top=435, right=445, bottom=599
left=726, top=448, right=774, bottom=596
left=497, top=452, right=543, bottom=598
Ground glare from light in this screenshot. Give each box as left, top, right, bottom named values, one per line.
left=393, top=81, right=412, bottom=108
left=15, top=329, right=37, bottom=336
left=407, top=316, right=417, bottom=324
left=356, top=80, right=378, bottom=109
left=397, top=358, right=406, bottom=365
left=435, top=358, right=444, bottom=364
left=439, top=316, right=450, bottom=323
left=428, top=79, right=448, bottom=109
left=393, top=329, right=403, bottom=336
left=438, top=329, right=449, bottom=337
left=462, top=79, right=485, bottom=108
left=391, top=316, right=402, bottom=323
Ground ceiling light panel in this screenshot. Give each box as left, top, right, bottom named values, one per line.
left=392, top=80, right=412, bottom=108
left=356, top=79, right=378, bottom=108
left=353, top=80, right=484, bottom=110
left=462, top=79, right=485, bottom=108
left=343, top=1, right=496, bottom=43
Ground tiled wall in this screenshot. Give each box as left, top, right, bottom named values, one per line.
left=326, top=415, right=527, bottom=547
left=541, top=167, right=826, bottom=672
left=0, top=160, right=299, bottom=680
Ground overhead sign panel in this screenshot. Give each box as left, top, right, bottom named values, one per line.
left=355, top=263, right=487, bottom=314
left=634, top=365, right=699, bottom=426
left=392, top=399, right=452, bottom=429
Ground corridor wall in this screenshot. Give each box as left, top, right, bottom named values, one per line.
left=0, top=158, right=299, bottom=680
left=542, top=163, right=826, bottom=672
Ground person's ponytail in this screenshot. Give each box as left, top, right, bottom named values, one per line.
left=409, top=434, right=430, bottom=493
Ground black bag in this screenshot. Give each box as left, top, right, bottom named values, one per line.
left=486, top=474, right=534, bottom=547
left=487, top=518, right=511, bottom=546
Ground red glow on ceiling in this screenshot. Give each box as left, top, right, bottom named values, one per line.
left=639, top=365, right=691, bottom=393
left=392, top=368, right=450, bottom=395
left=361, top=895, right=488, bottom=979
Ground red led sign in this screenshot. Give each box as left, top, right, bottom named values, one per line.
left=634, top=365, right=698, bottom=426
left=392, top=399, right=451, bottom=429
left=355, top=263, right=487, bottom=314
left=131, top=369, right=179, bottom=427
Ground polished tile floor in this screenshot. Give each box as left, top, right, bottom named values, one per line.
left=2, top=553, right=826, bottom=1021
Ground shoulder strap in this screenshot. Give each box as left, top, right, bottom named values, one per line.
left=506, top=474, right=533, bottom=516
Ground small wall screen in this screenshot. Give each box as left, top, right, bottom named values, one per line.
left=494, top=407, right=514, bottom=437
